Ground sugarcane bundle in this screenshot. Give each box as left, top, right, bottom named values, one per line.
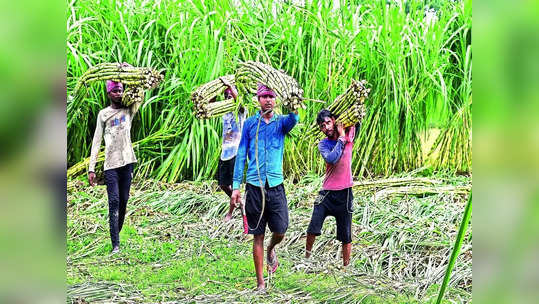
left=327, top=79, right=369, bottom=122
left=122, top=86, right=146, bottom=106
left=235, top=61, right=305, bottom=111
left=191, top=75, right=237, bottom=119
left=71, top=62, right=163, bottom=106
left=305, top=79, right=369, bottom=138
left=194, top=98, right=238, bottom=119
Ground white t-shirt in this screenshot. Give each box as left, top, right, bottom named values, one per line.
left=221, top=111, right=247, bottom=161
left=89, top=106, right=137, bottom=172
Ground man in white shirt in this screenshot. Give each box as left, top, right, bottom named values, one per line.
left=218, top=85, right=246, bottom=222
left=88, top=72, right=143, bottom=254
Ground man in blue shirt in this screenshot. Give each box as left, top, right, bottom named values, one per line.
left=230, top=84, right=299, bottom=291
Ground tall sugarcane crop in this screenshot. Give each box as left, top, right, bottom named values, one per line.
left=191, top=75, right=237, bottom=119
left=68, top=0, right=472, bottom=180
left=70, top=62, right=163, bottom=106
left=235, top=61, right=305, bottom=111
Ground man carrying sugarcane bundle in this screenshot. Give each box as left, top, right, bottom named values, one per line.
left=230, top=84, right=299, bottom=291
left=88, top=64, right=144, bottom=254
left=305, top=109, right=359, bottom=267
left=218, top=85, right=247, bottom=222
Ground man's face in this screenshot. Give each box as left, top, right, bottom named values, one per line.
left=258, top=94, right=276, bottom=113
left=319, top=116, right=335, bottom=137
left=224, top=90, right=234, bottom=99
left=107, top=87, right=123, bottom=104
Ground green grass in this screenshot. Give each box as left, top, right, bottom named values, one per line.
left=79, top=242, right=246, bottom=291
left=68, top=228, right=420, bottom=303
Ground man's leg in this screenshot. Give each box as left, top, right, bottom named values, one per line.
left=245, top=183, right=267, bottom=289
left=335, top=188, right=353, bottom=267
left=253, top=234, right=266, bottom=290
left=118, top=164, right=133, bottom=233
left=221, top=184, right=235, bottom=222
left=305, top=233, right=317, bottom=258
left=266, top=232, right=284, bottom=273
left=104, top=169, right=120, bottom=251
left=306, top=191, right=328, bottom=259
left=220, top=158, right=236, bottom=221
left=265, top=184, right=289, bottom=272
left=219, top=184, right=233, bottom=197
left=342, top=242, right=352, bottom=266
left=336, top=215, right=352, bottom=266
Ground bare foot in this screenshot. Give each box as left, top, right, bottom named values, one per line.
left=256, top=284, right=266, bottom=293
left=267, top=249, right=279, bottom=274
left=223, top=212, right=232, bottom=222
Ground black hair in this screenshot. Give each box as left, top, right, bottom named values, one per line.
left=316, top=109, right=336, bottom=125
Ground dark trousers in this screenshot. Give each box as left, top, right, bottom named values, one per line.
left=104, top=163, right=133, bottom=247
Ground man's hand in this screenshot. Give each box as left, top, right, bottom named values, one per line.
left=88, top=172, right=97, bottom=186
left=336, top=122, right=345, bottom=138
left=288, top=108, right=298, bottom=115
left=224, top=131, right=234, bottom=141
left=230, top=189, right=242, bottom=208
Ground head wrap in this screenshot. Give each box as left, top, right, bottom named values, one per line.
left=106, top=80, right=123, bottom=93
left=224, top=85, right=238, bottom=99
left=256, top=83, right=276, bottom=98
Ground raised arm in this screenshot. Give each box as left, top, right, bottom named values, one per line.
left=129, top=94, right=144, bottom=117
left=318, top=138, right=346, bottom=165
left=281, top=111, right=299, bottom=134
left=116, top=63, right=144, bottom=117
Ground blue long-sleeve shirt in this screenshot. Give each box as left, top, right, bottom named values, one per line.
left=318, top=123, right=362, bottom=165
left=233, top=111, right=299, bottom=190
left=318, top=138, right=346, bottom=165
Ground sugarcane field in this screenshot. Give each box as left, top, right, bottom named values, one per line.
left=67, top=0, right=472, bottom=303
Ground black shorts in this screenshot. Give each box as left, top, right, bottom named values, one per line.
left=307, top=188, right=353, bottom=243
left=245, top=183, right=289, bottom=235
left=217, top=157, right=235, bottom=186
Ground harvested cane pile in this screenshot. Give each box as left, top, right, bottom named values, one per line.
left=71, top=62, right=163, bottom=106
left=191, top=75, right=237, bottom=119
left=235, top=61, right=305, bottom=111
left=67, top=175, right=471, bottom=303
left=306, top=79, right=369, bottom=138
